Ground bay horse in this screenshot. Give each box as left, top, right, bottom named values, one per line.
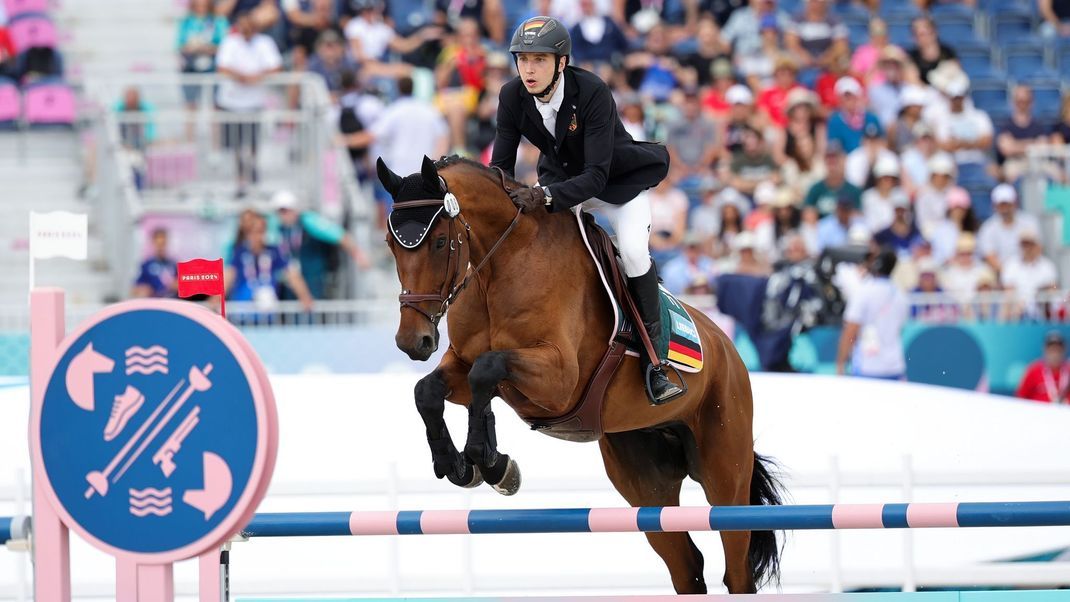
left=379, top=155, right=783, bottom=594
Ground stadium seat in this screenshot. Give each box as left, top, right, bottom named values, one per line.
left=937, top=18, right=978, bottom=44
left=1004, top=48, right=1058, bottom=82
left=959, top=51, right=998, bottom=77
left=830, top=2, right=870, bottom=20
left=931, top=3, right=976, bottom=19
left=1032, top=85, right=1063, bottom=112
left=887, top=21, right=914, bottom=47
left=878, top=2, right=922, bottom=19
left=7, top=13, right=57, bottom=53
left=958, top=163, right=995, bottom=187
left=966, top=185, right=995, bottom=220
left=848, top=25, right=869, bottom=49
left=0, top=78, right=20, bottom=126
left=23, top=79, right=75, bottom=126
left=992, top=13, right=1036, bottom=44
left=972, top=86, right=1009, bottom=114
left=3, top=0, right=49, bottom=20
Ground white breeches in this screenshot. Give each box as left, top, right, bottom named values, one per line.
left=579, top=193, right=652, bottom=278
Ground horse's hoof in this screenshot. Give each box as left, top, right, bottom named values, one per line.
left=446, top=462, right=483, bottom=489
left=462, top=464, right=483, bottom=488
left=490, top=457, right=521, bottom=496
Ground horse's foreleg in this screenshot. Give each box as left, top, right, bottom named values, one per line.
left=464, top=350, right=521, bottom=495
left=414, top=352, right=482, bottom=488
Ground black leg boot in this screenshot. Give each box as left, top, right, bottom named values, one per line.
left=628, top=265, right=685, bottom=405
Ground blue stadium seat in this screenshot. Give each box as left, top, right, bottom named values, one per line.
left=966, top=185, right=994, bottom=221
left=958, top=163, right=995, bottom=187
left=830, top=2, right=869, bottom=20
left=1004, top=48, right=1057, bottom=81
left=961, top=58, right=1003, bottom=80
left=980, top=0, right=1037, bottom=16
left=951, top=37, right=991, bottom=54
left=878, top=2, right=922, bottom=19
left=1032, top=85, right=1063, bottom=113
left=931, top=3, right=976, bottom=19
left=887, top=21, right=913, bottom=47
left=992, top=14, right=1037, bottom=44
left=942, top=24, right=981, bottom=45
left=972, top=86, right=1009, bottom=114
left=848, top=26, right=869, bottom=49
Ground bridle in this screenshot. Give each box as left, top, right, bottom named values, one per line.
left=394, top=168, right=523, bottom=326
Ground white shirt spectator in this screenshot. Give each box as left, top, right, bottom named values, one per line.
left=940, top=260, right=995, bottom=303
left=900, top=145, right=933, bottom=186
left=913, top=184, right=951, bottom=238
left=927, top=219, right=961, bottom=265
left=845, top=147, right=896, bottom=188
left=1002, top=253, right=1058, bottom=307
left=977, top=213, right=1041, bottom=265
left=344, top=16, right=396, bottom=60
left=861, top=186, right=906, bottom=233
left=933, top=103, right=994, bottom=165
left=216, top=31, right=282, bottom=111
left=370, top=96, right=448, bottom=177
left=721, top=7, right=792, bottom=60
left=551, top=0, right=612, bottom=26
left=844, top=276, right=908, bottom=377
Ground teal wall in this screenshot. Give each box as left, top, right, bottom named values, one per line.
left=735, top=323, right=1070, bottom=395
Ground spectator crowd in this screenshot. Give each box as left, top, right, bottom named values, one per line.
left=151, top=0, right=1069, bottom=319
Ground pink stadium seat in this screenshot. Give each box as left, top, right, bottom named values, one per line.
left=23, top=81, right=74, bottom=125
left=3, top=0, right=50, bottom=20
left=8, top=15, right=58, bottom=53
left=0, top=80, right=19, bottom=122
left=145, top=146, right=199, bottom=187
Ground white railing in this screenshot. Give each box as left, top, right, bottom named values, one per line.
left=83, top=72, right=376, bottom=301
left=2, top=457, right=1068, bottom=598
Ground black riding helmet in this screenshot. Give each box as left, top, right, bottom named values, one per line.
left=509, top=16, right=572, bottom=98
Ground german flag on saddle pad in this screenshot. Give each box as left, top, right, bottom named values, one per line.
left=660, top=290, right=704, bottom=372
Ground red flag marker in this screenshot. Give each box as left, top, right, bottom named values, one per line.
left=177, top=258, right=226, bottom=318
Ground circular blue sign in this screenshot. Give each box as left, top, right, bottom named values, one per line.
left=31, top=299, right=277, bottom=564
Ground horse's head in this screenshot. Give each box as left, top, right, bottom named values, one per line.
left=379, top=155, right=466, bottom=361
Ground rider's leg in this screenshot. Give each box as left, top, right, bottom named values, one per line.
left=594, top=194, right=684, bottom=404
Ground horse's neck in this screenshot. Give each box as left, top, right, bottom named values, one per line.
left=467, top=210, right=599, bottom=303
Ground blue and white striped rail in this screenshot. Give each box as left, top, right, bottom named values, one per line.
left=238, top=501, right=1070, bottom=538
left=4, top=502, right=1069, bottom=544
left=0, top=515, right=29, bottom=546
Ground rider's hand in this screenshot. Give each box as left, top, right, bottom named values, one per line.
left=508, top=186, right=547, bottom=213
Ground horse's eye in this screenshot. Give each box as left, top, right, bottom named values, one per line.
left=435, top=236, right=447, bottom=250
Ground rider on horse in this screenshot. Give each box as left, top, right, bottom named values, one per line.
left=490, top=16, right=684, bottom=404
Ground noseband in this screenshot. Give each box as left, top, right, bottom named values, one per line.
left=394, top=170, right=523, bottom=326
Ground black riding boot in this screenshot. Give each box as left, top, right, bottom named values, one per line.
left=628, top=265, right=685, bottom=405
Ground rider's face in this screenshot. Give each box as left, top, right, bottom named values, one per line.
left=517, top=53, right=560, bottom=95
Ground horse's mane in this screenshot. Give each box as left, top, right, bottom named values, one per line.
left=434, top=155, right=521, bottom=192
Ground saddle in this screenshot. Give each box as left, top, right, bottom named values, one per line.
left=513, top=210, right=704, bottom=442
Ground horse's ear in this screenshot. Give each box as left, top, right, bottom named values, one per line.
left=421, top=155, right=442, bottom=192
left=376, top=157, right=403, bottom=197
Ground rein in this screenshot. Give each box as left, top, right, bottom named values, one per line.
left=396, top=172, right=523, bottom=326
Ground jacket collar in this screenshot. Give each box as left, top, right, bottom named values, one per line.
left=520, top=66, right=579, bottom=152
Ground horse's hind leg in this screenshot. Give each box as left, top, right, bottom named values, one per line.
left=695, top=397, right=761, bottom=594
left=599, top=429, right=707, bottom=595
left=414, top=351, right=481, bottom=488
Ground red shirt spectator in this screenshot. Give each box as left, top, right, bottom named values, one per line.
left=0, top=27, right=15, bottom=65
left=1016, top=332, right=1070, bottom=403
left=757, top=56, right=802, bottom=128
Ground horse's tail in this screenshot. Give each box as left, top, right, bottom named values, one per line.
left=749, top=452, right=784, bottom=589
